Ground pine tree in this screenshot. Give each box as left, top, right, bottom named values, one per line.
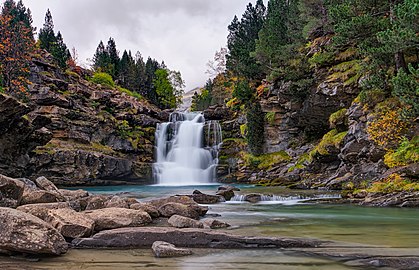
left=93, top=40, right=109, bottom=72
left=52, top=31, right=70, bottom=68
left=0, top=0, right=34, bottom=93
left=106, top=37, right=120, bottom=79
left=38, top=9, right=56, bottom=52
left=144, top=57, right=160, bottom=104
left=226, top=0, right=266, bottom=80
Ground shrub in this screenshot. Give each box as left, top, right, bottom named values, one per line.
left=308, top=51, right=334, bottom=68
left=117, top=86, right=143, bottom=100
left=90, top=72, right=115, bottom=88
left=367, top=173, right=419, bottom=193
left=357, top=89, right=387, bottom=107
left=392, top=64, right=419, bottom=118
left=384, top=136, right=419, bottom=168
left=265, top=112, right=276, bottom=124
left=367, top=109, right=409, bottom=150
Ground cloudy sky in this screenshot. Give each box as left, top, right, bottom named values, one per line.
left=19, top=0, right=263, bottom=91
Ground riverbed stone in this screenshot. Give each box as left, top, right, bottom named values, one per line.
left=84, top=207, right=152, bottom=231
left=45, top=208, right=95, bottom=238
left=21, top=190, right=64, bottom=205
left=190, top=190, right=225, bottom=204
left=158, top=202, right=201, bottom=219
left=129, top=202, right=159, bottom=218
left=0, top=207, right=68, bottom=255
left=152, top=241, right=192, bottom=258
left=202, top=218, right=231, bottom=229
left=148, top=195, right=208, bottom=217
left=72, top=227, right=321, bottom=249
left=0, top=174, right=24, bottom=208
left=244, top=193, right=262, bottom=203
left=168, top=214, right=204, bottom=228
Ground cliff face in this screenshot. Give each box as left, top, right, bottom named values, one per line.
left=0, top=51, right=165, bottom=185
left=215, top=35, right=418, bottom=196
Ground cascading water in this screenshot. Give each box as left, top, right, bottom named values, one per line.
left=153, top=112, right=222, bottom=185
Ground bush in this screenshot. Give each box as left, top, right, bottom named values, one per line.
left=384, top=136, right=419, bottom=168
left=117, top=86, right=143, bottom=100
left=392, top=65, right=419, bottom=118
left=367, top=173, right=419, bottom=193
left=367, top=109, right=409, bottom=150
left=90, top=72, right=115, bottom=88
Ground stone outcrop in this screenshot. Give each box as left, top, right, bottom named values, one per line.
left=151, top=241, right=192, bottom=258
left=0, top=207, right=68, bottom=255
left=0, top=51, right=165, bottom=185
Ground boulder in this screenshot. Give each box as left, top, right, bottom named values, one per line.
left=216, top=187, right=236, bottom=201
left=148, top=195, right=208, bottom=217
left=17, top=202, right=71, bottom=220
left=35, top=176, right=59, bottom=192
left=84, top=207, right=152, bottom=231
left=217, top=185, right=240, bottom=191
left=129, top=203, right=159, bottom=218
left=168, top=215, right=204, bottom=228
left=0, top=174, right=24, bottom=208
left=45, top=208, right=95, bottom=238
left=244, top=193, right=262, bottom=203
left=21, top=190, right=64, bottom=205
left=202, top=218, right=231, bottom=229
left=190, top=190, right=225, bottom=204
left=0, top=207, right=68, bottom=255
left=151, top=241, right=192, bottom=258
left=82, top=195, right=112, bottom=210
left=158, top=202, right=201, bottom=220
left=104, top=195, right=129, bottom=208
left=58, top=189, right=89, bottom=201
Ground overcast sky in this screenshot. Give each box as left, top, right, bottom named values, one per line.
left=19, top=0, right=264, bottom=91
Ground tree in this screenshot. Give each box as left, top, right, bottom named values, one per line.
left=226, top=0, right=266, bottom=80
left=38, top=9, right=55, bottom=52
left=93, top=40, right=109, bottom=71
left=106, top=37, right=120, bottom=79
left=144, top=57, right=161, bottom=104
left=206, top=47, right=227, bottom=77
left=0, top=0, right=34, bottom=93
left=154, top=69, right=176, bottom=109
left=51, top=31, right=70, bottom=68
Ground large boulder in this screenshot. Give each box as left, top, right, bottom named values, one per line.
left=0, top=174, right=24, bottom=208
left=58, top=188, right=89, bottom=201
left=45, top=208, right=95, bottom=238
left=148, top=196, right=208, bottom=217
left=168, top=215, right=204, bottom=228
left=158, top=202, right=201, bottom=220
left=21, top=190, right=64, bottom=205
left=151, top=241, right=192, bottom=258
left=104, top=195, right=129, bottom=208
left=129, top=202, right=159, bottom=218
left=0, top=207, right=68, bottom=255
left=84, top=207, right=152, bottom=231
left=17, top=202, right=71, bottom=220
left=80, top=194, right=112, bottom=210
left=35, top=176, right=59, bottom=192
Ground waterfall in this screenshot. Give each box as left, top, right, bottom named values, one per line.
left=153, top=112, right=222, bottom=185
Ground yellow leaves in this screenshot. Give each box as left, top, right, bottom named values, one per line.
left=367, top=109, right=409, bottom=150
left=367, top=173, right=419, bottom=193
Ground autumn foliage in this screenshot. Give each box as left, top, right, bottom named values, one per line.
left=0, top=0, right=34, bottom=93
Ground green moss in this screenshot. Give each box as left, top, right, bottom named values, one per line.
left=384, top=136, right=419, bottom=168
left=117, top=86, right=143, bottom=100
left=65, top=69, right=80, bottom=79
left=329, top=108, right=347, bottom=129
left=327, top=60, right=362, bottom=85
left=367, top=173, right=419, bottom=193
left=39, top=71, right=53, bottom=78
left=265, top=112, right=276, bottom=124
left=308, top=51, right=334, bottom=68
left=91, top=142, right=115, bottom=153
left=33, top=142, right=58, bottom=155
left=240, top=124, right=248, bottom=137
left=288, top=153, right=311, bottom=172
left=242, top=151, right=291, bottom=170
left=357, top=89, right=387, bottom=107
left=310, top=129, right=348, bottom=157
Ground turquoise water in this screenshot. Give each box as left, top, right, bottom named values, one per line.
left=77, top=184, right=419, bottom=248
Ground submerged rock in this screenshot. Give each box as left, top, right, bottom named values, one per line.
left=202, top=218, right=231, bottom=229
left=151, top=241, right=192, bottom=258
left=0, top=207, right=68, bottom=255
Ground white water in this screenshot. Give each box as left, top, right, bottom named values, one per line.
left=153, top=112, right=222, bottom=186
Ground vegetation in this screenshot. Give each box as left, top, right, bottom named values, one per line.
left=384, top=136, right=419, bottom=168
left=367, top=173, right=419, bottom=193
left=242, top=150, right=291, bottom=170
left=310, top=129, right=348, bottom=157
left=90, top=72, right=115, bottom=88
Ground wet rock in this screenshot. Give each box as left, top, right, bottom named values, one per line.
left=244, top=193, right=262, bottom=203
left=168, top=215, right=204, bottom=228
left=129, top=203, right=159, bottom=218
left=0, top=174, right=24, bottom=208
left=0, top=207, right=68, bottom=255
left=148, top=196, right=208, bottom=217
left=45, top=208, right=95, bottom=238
left=152, top=241, right=192, bottom=258
left=84, top=207, right=152, bottom=231
left=218, top=185, right=240, bottom=192
left=72, top=227, right=321, bottom=249
left=202, top=218, right=231, bottom=229
left=21, top=190, right=64, bottom=205
left=158, top=203, right=201, bottom=220
left=190, top=190, right=225, bottom=204
left=216, top=189, right=235, bottom=201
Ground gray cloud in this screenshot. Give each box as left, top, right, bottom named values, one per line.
left=21, top=0, right=263, bottom=90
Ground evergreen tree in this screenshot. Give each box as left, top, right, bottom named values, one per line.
left=93, top=40, right=109, bottom=71
left=106, top=37, right=120, bottom=79
left=226, top=0, right=266, bottom=80
left=144, top=57, right=160, bottom=104
left=38, top=9, right=56, bottom=52
left=51, top=31, right=70, bottom=68
left=0, top=0, right=34, bottom=93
